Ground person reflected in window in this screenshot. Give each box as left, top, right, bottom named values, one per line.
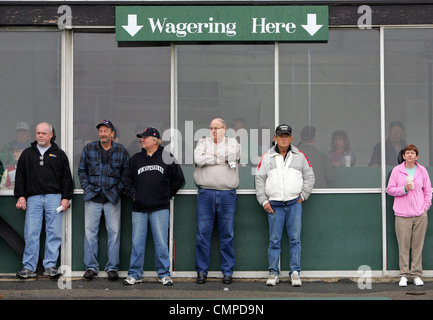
left=298, top=126, right=336, bottom=188
left=0, top=122, right=31, bottom=168
left=327, top=130, right=356, bottom=167
left=386, top=144, right=431, bottom=287
left=0, top=142, right=26, bottom=189
left=369, top=121, right=406, bottom=167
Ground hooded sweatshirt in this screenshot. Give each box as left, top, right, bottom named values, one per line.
left=386, top=162, right=432, bottom=217
left=124, top=146, right=185, bottom=212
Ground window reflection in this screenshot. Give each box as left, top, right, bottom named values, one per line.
left=385, top=29, right=433, bottom=169
left=73, top=33, right=171, bottom=187
left=176, top=44, right=275, bottom=189
left=280, top=29, right=381, bottom=188
left=0, top=32, right=61, bottom=190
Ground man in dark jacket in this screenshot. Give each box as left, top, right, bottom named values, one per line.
left=123, top=127, right=184, bottom=286
left=78, top=120, right=129, bottom=281
left=15, top=122, right=73, bottom=279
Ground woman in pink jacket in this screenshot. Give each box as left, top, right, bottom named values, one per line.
left=387, top=144, right=432, bottom=287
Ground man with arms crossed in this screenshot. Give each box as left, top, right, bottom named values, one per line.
left=194, top=118, right=240, bottom=284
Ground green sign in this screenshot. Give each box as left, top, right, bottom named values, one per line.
left=115, top=6, right=328, bottom=42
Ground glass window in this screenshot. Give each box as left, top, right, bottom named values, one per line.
left=0, top=31, right=61, bottom=190
left=279, top=29, right=381, bottom=188
left=385, top=29, right=433, bottom=171
left=73, top=33, right=171, bottom=187
left=177, top=44, right=275, bottom=189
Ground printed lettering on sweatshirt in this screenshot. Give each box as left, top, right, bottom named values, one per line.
left=137, top=165, right=164, bottom=175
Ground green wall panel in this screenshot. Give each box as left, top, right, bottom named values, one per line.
left=0, top=192, right=420, bottom=274
left=0, top=197, right=42, bottom=273
left=300, top=194, right=382, bottom=271
left=71, top=195, right=156, bottom=273
left=173, top=193, right=383, bottom=273
left=172, top=194, right=269, bottom=272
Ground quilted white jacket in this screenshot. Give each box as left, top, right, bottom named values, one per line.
left=255, top=144, right=315, bottom=206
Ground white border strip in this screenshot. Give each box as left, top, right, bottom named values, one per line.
left=380, top=26, right=387, bottom=277
left=274, top=41, right=279, bottom=128
left=61, top=29, right=74, bottom=270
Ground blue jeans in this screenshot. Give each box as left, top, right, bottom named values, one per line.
left=127, top=209, right=170, bottom=280
left=84, top=200, right=121, bottom=273
left=267, top=199, right=302, bottom=276
left=195, top=187, right=237, bottom=276
left=23, top=194, right=62, bottom=272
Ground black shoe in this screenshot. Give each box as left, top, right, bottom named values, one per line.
left=107, top=270, right=119, bottom=281
left=196, top=272, right=207, bottom=284
left=83, top=269, right=97, bottom=280
left=223, top=275, right=232, bottom=284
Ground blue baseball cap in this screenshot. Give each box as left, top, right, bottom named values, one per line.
left=136, top=127, right=160, bottom=139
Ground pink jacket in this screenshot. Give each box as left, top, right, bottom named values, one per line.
left=387, top=162, right=432, bottom=217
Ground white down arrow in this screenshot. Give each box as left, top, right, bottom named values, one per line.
left=301, top=14, right=323, bottom=36
left=122, top=14, right=143, bottom=37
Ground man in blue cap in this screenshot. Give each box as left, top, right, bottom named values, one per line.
left=78, top=120, right=130, bottom=281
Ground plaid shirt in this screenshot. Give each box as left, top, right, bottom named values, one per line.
left=78, top=141, right=130, bottom=204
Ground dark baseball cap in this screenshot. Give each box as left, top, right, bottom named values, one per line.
left=96, top=120, right=115, bottom=130
left=300, top=126, right=316, bottom=141
left=275, top=124, right=292, bottom=136
left=136, top=127, right=160, bottom=139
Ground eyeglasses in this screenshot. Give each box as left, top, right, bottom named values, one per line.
left=209, top=127, right=225, bottom=131
left=39, top=155, right=44, bottom=166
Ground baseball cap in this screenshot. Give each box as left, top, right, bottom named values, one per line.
left=275, top=124, right=292, bottom=136
left=96, top=120, right=115, bottom=130
left=389, top=120, right=404, bottom=130
left=136, top=127, right=160, bottom=139
left=300, top=126, right=316, bottom=141
left=16, top=122, right=30, bottom=131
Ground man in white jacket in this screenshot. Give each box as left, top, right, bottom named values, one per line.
left=255, top=124, right=315, bottom=287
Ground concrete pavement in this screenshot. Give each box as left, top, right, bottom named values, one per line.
left=1, top=275, right=432, bottom=300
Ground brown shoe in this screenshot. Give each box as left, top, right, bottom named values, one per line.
left=83, top=269, right=97, bottom=280
left=107, top=270, right=119, bottom=281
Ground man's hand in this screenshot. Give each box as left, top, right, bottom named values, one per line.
left=16, top=197, right=26, bottom=210
left=60, top=199, right=70, bottom=211
left=263, top=203, right=274, bottom=214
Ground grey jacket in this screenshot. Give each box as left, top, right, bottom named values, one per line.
left=193, top=136, right=240, bottom=190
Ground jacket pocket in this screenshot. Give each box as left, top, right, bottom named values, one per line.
left=285, top=168, right=303, bottom=194
left=108, top=162, right=121, bottom=178
left=88, top=161, right=100, bottom=176
left=265, top=170, right=279, bottom=198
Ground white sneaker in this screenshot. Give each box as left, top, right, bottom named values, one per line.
left=291, top=271, right=302, bottom=287
left=399, top=276, right=408, bottom=287
left=123, top=277, right=142, bottom=285
left=266, top=275, right=279, bottom=286
left=159, top=276, right=173, bottom=286
left=413, top=276, right=424, bottom=286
